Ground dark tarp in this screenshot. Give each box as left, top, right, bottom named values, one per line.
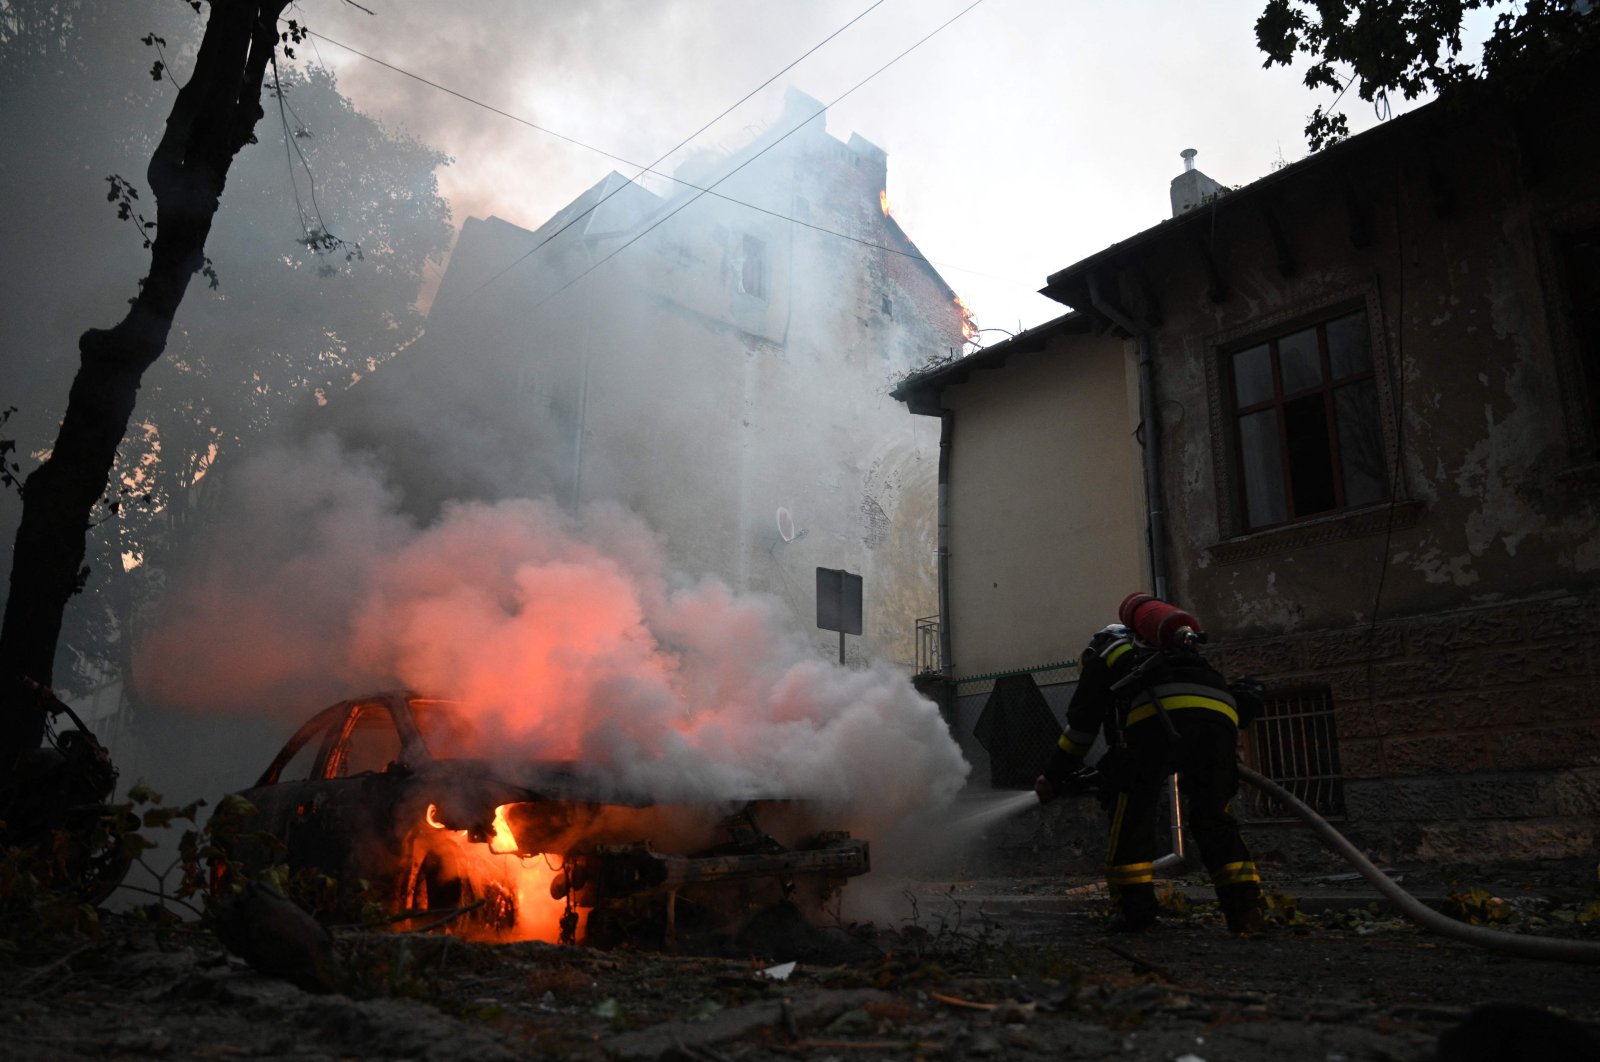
left=972, top=673, right=1061, bottom=789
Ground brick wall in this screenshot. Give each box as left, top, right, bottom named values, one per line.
left=1207, top=591, right=1600, bottom=866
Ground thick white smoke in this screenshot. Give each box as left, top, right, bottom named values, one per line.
left=138, top=436, right=967, bottom=837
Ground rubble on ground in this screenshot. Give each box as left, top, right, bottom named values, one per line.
left=6, top=870, right=1599, bottom=1060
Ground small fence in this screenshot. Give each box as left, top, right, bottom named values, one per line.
left=957, top=661, right=1080, bottom=789
left=954, top=660, right=1079, bottom=698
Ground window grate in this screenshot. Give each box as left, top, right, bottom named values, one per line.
left=1243, top=686, right=1345, bottom=819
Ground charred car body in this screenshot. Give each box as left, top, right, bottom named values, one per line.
left=216, top=692, right=869, bottom=945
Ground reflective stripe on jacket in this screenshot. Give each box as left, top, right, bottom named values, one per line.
left=1125, top=682, right=1239, bottom=728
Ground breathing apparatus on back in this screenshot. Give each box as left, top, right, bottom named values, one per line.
left=1113, top=592, right=1265, bottom=731
left=1106, top=593, right=1213, bottom=741
left=1119, top=592, right=1205, bottom=651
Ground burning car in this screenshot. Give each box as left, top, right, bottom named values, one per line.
left=215, top=691, right=869, bottom=946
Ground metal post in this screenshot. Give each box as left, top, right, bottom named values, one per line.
left=1151, top=773, right=1186, bottom=871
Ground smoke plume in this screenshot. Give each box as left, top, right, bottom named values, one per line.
left=138, top=436, right=967, bottom=837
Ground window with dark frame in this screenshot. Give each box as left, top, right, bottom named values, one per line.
left=1557, top=227, right=1600, bottom=456
left=738, top=233, right=766, bottom=299
left=1227, top=307, right=1389, bottom=531
left=1242, top=686, right=1345, bottom=820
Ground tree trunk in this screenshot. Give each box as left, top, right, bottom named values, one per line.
left=0, top=0, right=289, bottom=779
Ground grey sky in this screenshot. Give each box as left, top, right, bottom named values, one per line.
left=295, top=0, right=1469, bottom=346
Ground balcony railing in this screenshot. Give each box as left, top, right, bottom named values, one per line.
left=914, top=615, right=941, bottom=676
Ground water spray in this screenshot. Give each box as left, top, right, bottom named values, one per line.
left=949, top=790, right=1039, bottom=833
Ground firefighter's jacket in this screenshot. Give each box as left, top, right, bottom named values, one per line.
left=1056, top=626, right=1239, bottom=761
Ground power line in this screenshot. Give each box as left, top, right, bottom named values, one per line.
left=304, top=4, right=1021, bottom=294
left=511, top=0, right=991, bottom=316
left=307, top=16, right=1009, bottom=289
left=446, top=0, right=892, bottom=294
left=309, top=30, right=675, bottom=177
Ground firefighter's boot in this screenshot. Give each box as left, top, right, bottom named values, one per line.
left=1111, top=882, right=1159, bottom=932
left=1217, top=881, right=1264, bottom=935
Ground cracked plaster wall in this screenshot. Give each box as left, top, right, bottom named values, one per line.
left=1134, top=107, right=1600, bottom=642
left=1113, top=98, right=1600, bottom=862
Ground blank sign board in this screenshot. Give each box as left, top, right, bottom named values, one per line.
left=815, top=567, right=863, bottom=635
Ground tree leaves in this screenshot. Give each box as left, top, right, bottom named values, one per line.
left=1255, top=0, right=1600, bottom=150
left=142, top=29, right=174, bottom=86
left=105, top=174, right=157, bottom=246
left=0, top=407, right=23, bottom=496
left=278, top=17, right=307, bottom=60
left=2, top=5, right=451, bottom=701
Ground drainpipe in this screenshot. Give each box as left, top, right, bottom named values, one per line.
left=1086, top=272, right=1182, bottom=868
left=1085, top=273, right=1168, bottom=600
left=937, top=410, right=955, bottom=684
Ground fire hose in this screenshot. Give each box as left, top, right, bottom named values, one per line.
left=1235, top=763, right=1600, bottom=964
left=1081, top=596, right=1600, bottom=961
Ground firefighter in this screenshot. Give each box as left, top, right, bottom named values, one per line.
left=1035, top=594, right=1264, bottom=934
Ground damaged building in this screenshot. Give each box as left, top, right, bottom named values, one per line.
left=894, top=76, right=1600, bottom=866
left=325, top=88, right=969, bottom=669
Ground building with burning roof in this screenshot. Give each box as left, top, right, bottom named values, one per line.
left=896, top=71, right=1600, bottom=867
left=327, top=89, right=970, bottom=670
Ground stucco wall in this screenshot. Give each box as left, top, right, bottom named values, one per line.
left=938, top=332, right=1143, bottom=679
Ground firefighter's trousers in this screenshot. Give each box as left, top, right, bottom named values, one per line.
left=1098, top=709, right=1261, bottom=932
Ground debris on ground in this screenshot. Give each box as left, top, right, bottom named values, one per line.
left=5, top=869, right=1600, bottom=1060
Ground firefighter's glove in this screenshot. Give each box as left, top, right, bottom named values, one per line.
left=1034, top=774, right=1057, bottom=805
left=1036, top=764, right=1102, bottom=803
left=1057, top=764, right=1104, bottom=795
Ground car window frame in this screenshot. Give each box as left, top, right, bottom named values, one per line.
left=323, top=699, right=407, bottom=780
left=254, top=692, right=435, bottom=787
left=252, top=702, right=349, bottom=787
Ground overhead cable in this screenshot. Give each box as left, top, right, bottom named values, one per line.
left=305, top=2, right=1017, bottom=295
left=436, top=0, right=891, bottom=294
left=509, top=0, right=992, bottom=316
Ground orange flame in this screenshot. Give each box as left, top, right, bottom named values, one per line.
left=954, top=295, right=978, bottom=342
left=488, top=804, right=519, bottom=854
left=413, top=803, right=578, bottom=944
left=879, top=189, right=891, bottom=216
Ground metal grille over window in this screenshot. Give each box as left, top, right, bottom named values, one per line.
left=1243, top=686, right=1345, bottom=819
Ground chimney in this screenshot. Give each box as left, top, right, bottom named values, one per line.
left=1170, top=148, right=1224, bottom=218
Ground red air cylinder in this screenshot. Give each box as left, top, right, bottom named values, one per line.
left=1119, top=592, right=1203, bottom=649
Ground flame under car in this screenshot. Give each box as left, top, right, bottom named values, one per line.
left=217, top=692, right=870, bottom=945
